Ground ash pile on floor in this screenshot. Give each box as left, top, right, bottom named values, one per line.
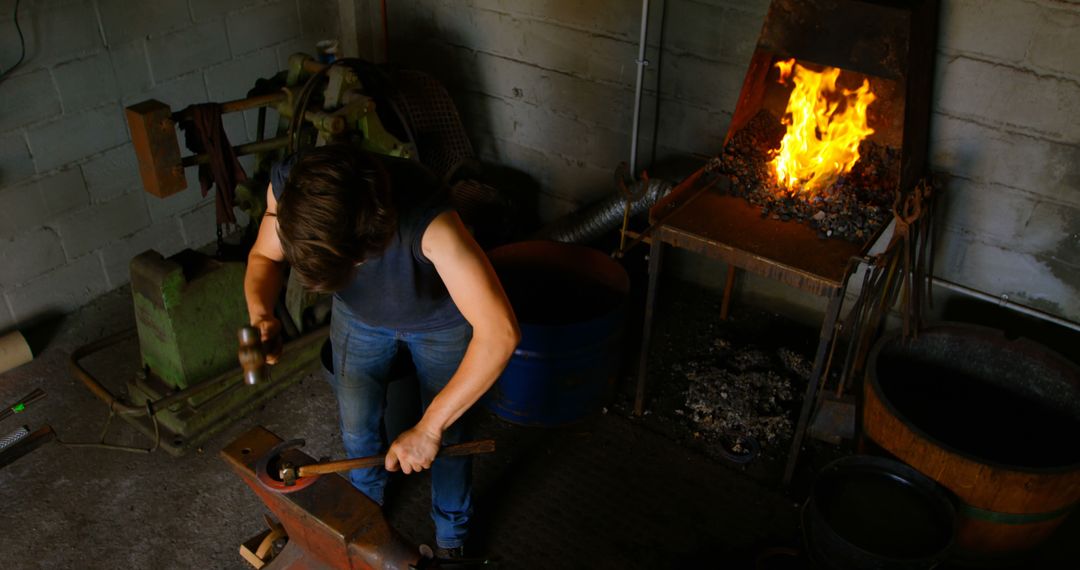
left=718, top=110, right=898, bottom=242
left=676, top=338, right=812, bottom=455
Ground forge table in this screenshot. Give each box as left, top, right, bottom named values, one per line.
left=633, top=173, right=865, bottom=486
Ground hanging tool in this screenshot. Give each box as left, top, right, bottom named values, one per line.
left=0, top=388, right=44, bottom=424
left=256, top=438, right=496, bottom=493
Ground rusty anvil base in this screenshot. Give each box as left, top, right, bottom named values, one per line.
left=222, top=426, right=421, bottom=569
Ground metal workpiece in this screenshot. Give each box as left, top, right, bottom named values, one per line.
left=256, top=438, right=496, bottom=491
left=222, top=426, right=422, bottom=569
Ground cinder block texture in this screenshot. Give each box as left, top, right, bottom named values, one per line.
left=0, top=69, right=61, bottom=132
left=0, top=169, right=88, bottom=240
left=0, top=0, right=322, bottom=330
left=180, top=200, right=219, bottom=246
left=55, top=193, right=151, bottom=259
left=5, top=253, right=110, bottom=324
left=29, top=105, right=129, bottom=173
left=935, top=229, right=1079, bottom=319
left=100, top=219, right=186, bottom=288
left=1028, top=4, right=1080, bottom=77
left=929, top=116, right=1080, bottom=208
left=388, top=0, right=1080, bottom=323
left=53, top=52, right=120, bottom=112
left=190, top=0, right=266, bottom=22
left=147, top=19, right=231, bottom=81
left=930, top=1, right=1080, bottom=322
left=96, top=0, right=190, bottom=46
left=109, top=41, right=154, bottom=98
left=0, top=298, right=13, bottom=333
left=0, top=227, right=67, bottom=285
left=204, top=48, right=279, bottom=101
left=0, top=131, right=34, bottom=186
left=938, top=0, right=1036, bottom=63
left=80, top=144, right=143, bottom=203
left=935, top=57, right=1080, bottom=142
left=227, top=0, right=301, bottom=56
left=0, top=0, right=102, bottom=67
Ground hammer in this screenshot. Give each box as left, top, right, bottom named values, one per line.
left=261, top=439, right=497, bottom=491
left=237, top=326, right=269, bottom=386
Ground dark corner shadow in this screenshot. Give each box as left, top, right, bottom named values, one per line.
left=466, top=414, right=569, bottom=556
left=17, top=310, right=68, bottom=356
left=385, top=14, right=543, bottom=245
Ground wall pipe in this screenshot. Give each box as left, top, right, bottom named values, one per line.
left=930, top=277, right=1080, bottom=333
left=629, top=0, right=651, bottom=176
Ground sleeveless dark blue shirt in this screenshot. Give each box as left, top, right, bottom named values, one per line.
left=271, top=155, right=464, bottom=332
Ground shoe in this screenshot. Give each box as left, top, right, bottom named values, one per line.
left=434, top=546, right=465, bottom=559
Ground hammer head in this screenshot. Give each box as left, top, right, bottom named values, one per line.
left=255, top=439, right=317, bottom=494
left=278, top=462, right=299, bottom=486
left=237, top=326, right=268, bottom=386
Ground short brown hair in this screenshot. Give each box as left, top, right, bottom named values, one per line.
left=276, top=145, right=397, bottom=292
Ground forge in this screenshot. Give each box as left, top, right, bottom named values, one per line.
left=634, top=0, right=941, bottom=485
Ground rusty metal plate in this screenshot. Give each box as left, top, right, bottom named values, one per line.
left=655, top=185, right=862, bottom=297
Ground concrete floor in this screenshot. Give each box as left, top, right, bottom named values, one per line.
left=3, top=280, right=1079, bottom=569
left=0, top=285, right=802, bottom=569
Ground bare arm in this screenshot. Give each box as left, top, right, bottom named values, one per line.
left=243, top=184, right=287, bottom=363
left=385, top=211, right=520, bottom=474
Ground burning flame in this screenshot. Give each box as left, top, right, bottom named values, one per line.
left=769, top=59, right=876, bottom=195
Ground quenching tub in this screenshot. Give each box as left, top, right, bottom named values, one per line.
left=483, top=241, right=630, bottom=426
left=863, top=323, right=1080, bottom=561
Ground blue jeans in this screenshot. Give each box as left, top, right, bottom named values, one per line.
left=327, top=299, right=473, bottom=549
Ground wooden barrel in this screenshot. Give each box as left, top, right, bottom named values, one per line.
left=862, top=323, right=1080, bottom=561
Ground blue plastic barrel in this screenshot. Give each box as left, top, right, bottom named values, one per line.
left=483, top=241, right=630, bottom=426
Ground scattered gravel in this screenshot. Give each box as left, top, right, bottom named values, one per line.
left=678, top=343, right=813, bottom=451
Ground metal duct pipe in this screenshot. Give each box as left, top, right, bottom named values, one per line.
left=532, top=178, right=673, bottom=244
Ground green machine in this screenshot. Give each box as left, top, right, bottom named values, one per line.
left=122, top=250, right=323, bottom=455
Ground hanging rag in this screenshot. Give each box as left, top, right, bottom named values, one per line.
left=180, top=103, right=245, bottom=225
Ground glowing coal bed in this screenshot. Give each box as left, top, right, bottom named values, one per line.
left=718, top=109, right=899, bottom=243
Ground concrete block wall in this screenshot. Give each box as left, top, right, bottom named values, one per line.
left=0, top=0, right=339, bottom=332
left=385, top=0, right=1080, bottom=324
left=931, top=0, right=1080, bottom=321
left=386, top=0, right=770, bottom=221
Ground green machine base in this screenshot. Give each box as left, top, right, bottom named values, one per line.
left=123, top=248, right=325, bottom=456
left=123, top=330, right=325, bottom=455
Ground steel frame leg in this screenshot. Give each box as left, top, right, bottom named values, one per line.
left=782, top=293, right=845, bottom=487
left=634, top=237, right=665, bottom=416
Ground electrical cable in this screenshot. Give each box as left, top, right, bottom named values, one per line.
left=0, top=0, right=26, bottom=82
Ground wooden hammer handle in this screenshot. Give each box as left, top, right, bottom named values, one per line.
left=296, top=439, right=496, bottom=477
